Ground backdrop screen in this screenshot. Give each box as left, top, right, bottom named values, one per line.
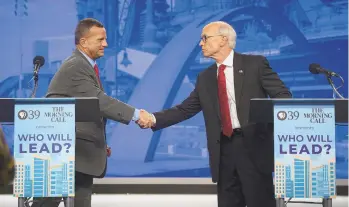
left=0, top=0, right=347, bottom=181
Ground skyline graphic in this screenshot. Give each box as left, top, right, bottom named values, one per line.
left=275, top=157, right=336, bottom=198
left=13, top=156, right=75, bottom=197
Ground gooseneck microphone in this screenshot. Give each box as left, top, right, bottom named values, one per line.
left=30, top=56, right=45, bottom=98
left=33, top=56, right=45, bottom=76
left=308, top=63, right=344, bottom=99
left=309, top=63, right=339, bottom=77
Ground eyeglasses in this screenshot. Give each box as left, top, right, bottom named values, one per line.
left=200, top=35, right=223, bottom=43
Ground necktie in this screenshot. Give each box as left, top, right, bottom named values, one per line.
left=94, top=64, right=101, bottom=86
left=217, top=64, right=233, bottom=137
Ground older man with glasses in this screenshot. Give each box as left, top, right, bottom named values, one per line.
left=138, top=21, right=292, bottom=207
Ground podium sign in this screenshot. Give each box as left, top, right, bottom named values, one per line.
left=274, top=102, right=336, bottom=199
left=13, top=99, right=76, bottom=198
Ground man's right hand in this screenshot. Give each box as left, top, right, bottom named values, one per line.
left=136, top=109, right=155, bottom=129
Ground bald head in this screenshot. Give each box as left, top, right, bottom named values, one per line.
left=203, top=21, right=237, bottom=49
left=199, top=21, right=237, bottom=63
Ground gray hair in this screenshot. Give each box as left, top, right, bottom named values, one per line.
left=204, top=21, right=237, bottom=49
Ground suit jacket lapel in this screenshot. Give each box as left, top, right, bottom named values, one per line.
left=205, top=64, right=221, bottom=120
left=74, top=49, right=104, bottom=91
left=233, top=52, right=244, bottom=110
left=205, top=52, right=245, bottom=120
left=74, top=49, right=106, bottom=126
left=98, top=76, right=104, bottom=91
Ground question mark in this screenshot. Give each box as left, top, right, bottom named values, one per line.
left=64, top=143, right=71, bottom=153
left=324, top=144, right=331, bottom=154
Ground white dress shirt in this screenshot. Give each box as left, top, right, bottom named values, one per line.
left=216, top=50, right=241, bottom=129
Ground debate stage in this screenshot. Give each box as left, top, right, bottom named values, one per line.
left=0, top=194, right=348, bottom=207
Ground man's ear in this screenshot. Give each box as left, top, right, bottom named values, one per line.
left=221, top=36, right=228, bottom=46
left=79, top=38, right=87, bottom=47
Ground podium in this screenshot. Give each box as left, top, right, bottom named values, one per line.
left=0, top=98, right=100, bottom=207
left=249, top=98, right=348, bottom=207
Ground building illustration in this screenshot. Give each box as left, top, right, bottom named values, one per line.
left=13, top=156, right=75, bottom=197
left=275, top=157, right=336, bottom=198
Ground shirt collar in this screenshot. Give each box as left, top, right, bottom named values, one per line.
left=216, top=50, right=234, bottom=68
left=78, top=49, right=96, bottom=67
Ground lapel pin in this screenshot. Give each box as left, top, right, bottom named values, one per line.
left=238, top=69, right=244, bottom=75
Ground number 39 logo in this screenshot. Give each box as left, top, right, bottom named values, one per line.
left=18, top=110, right=28, bottom=120
left=17, top=110, right=40, bottom=120
left=277, top=110, right=300, bottom=121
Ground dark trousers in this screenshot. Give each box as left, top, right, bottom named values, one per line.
left=217, top=133, right=276, bottom=207
left=31, top=171, right=93, bottom=207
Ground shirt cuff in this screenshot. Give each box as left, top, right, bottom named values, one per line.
left=151, top=114, right=156, bottom=124
left=132, top=109, right=140, bottom=121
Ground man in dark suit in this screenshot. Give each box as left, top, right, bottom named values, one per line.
left=0, top=125, right=15, bottom=187
left=138, top=21, right=292, bottom=207
left=32, top=18, right=153, bottom=207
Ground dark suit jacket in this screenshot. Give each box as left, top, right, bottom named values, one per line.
left=46, top=49, right=135, bottom=177
left=152, top=52, right=292, bottom=183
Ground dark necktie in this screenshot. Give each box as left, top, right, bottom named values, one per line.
left=93, top=64, right=101, bottom=86
left=217, top=64, right=233, bottom=136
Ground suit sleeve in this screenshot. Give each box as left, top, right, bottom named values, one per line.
left=259, top=57, right=292, bottom=98
left=52, top=63, right=135, bottom=124
left=152, top=76, right=202, bottom=131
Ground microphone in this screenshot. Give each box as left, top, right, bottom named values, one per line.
left=30, top=56, right=45, bottom=98
left=33, top=56, right=45, bottom=76
left=309, top=63, right=345, bottom=99
left=309, top=63, right=339, bottom=77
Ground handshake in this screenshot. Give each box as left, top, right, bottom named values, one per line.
left=136, top=109, right=155, bottom=129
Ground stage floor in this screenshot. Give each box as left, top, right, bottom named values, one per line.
left=1, top=194, right=348, bottom=207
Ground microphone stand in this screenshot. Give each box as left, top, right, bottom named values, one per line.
left=30, top=71, right=39, bottom=98
left=326, top=74, right=345, bottom=99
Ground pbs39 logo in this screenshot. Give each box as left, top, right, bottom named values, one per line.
left=17, top=110, right=40, bottom=120
left=277, top=110, right=299, bottom=121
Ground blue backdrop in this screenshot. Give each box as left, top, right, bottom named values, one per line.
left=0, top=0, right=347, bottom=179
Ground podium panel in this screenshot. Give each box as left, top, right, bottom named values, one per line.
left=250, top=98, right=348, bottom=206
left=273, top=101, right=336, bottom=199
left=0, top=97, right=99, bottom=207
left=13, top=98, right=76, bottom=198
